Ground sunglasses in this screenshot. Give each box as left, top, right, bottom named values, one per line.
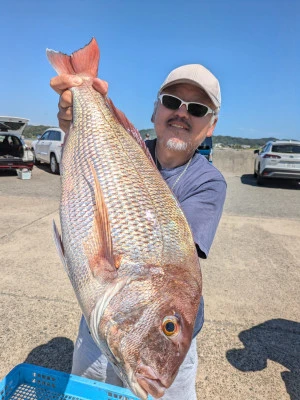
left=158, top=94, right=216, bottom=118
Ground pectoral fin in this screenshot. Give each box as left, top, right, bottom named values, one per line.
left=84, top=162, right=118, bottom=282
left=52, top=220, right=69, bottom=276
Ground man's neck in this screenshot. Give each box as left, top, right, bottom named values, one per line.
left=155, top=142, right=194, bottom=169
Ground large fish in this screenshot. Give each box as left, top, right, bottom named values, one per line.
left=47, top=38, right=202, bottom=399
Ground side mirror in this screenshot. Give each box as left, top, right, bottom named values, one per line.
left=253, top=149, right=259, bottom=154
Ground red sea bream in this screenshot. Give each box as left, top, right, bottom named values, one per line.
left=47, top=38, right=202, bottom=399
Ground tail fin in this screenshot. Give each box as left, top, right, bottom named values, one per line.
left=46, top=38, right=100, bottom=77
left=46, top=38, right=154, bottom=165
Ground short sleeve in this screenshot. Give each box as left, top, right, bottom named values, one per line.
left=178, top=176, right=226, bottom=258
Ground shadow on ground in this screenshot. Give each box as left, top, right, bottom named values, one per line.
left=240, top=174, right=300, bottom=190
left=226, top=319, right=300, bottom=400
left=33, top=163, right=54, bottom=175
left=0, top=164, right=52, bottom=176
left=24, top=337, right=74, bottom=373
left=0, top=170, right=18, bottom=177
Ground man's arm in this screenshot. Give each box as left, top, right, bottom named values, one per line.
left=179, top=177, right=226, bottom=258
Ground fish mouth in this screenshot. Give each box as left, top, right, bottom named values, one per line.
left=136, top=376, right=167, bottom=399
left=135, top=364, right=168, bottom=399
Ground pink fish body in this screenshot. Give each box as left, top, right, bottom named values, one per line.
left=47, top=39, right=202, bottom=399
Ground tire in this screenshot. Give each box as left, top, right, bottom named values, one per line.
left=33, top=151, right=40, bottom=165
left=256, top=164, right=263, bottom=185
left=294, top=180, right=300, bottom=188
left=257, top=174, right=264, bottom=186
left=50, top=154, right=59, bottom=174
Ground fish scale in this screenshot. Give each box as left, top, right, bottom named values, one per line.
left=65, top=86, right=183, bottom=265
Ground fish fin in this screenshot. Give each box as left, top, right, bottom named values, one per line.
left=86, top=161, right=117, bottom=281
left=46, top=38, right=99, bottom=77
left=46, top=50, right=75, bottom=76
left=106, top=98, right=155, bottom=166
left=52, top=220, right=69, bottom=274
left=70, top=38, right=99, bottom=77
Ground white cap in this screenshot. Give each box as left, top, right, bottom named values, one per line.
left=159, top=64, right=221, bottom=110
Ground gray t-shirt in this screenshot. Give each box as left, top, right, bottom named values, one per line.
left=146, top=139, right=227, bottom=337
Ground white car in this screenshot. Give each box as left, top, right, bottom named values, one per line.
left=31, top=128, right=65, bottom=174
left=0, top=116, right=34, bottom=172
left=254, top=140, right=300, bottom=185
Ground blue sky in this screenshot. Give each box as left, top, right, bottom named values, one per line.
left=1, top=0, right=299, bottom=140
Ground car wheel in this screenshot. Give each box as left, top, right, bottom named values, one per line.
left=294, top=180, right=300, bottom=188
left=257, top=174, right=264, bottom=186
left=256, top=164, right=264, bottom=185
left=33, top=152, right=40, bottom=165
left=50, top=154, right=59, bottom=174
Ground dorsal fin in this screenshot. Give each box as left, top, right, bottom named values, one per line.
left=106, top=98, right=155, bottom=166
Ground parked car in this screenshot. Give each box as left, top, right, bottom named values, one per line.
left=197, top=136, right=213, bottom=162
left=31, top=128, right=65, bottom=174
left=254, top=140, right=300, bottom=185
left=0, top=116, right=34, bottom=172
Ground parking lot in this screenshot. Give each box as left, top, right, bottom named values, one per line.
left=0, top=153, right=299, bottom=400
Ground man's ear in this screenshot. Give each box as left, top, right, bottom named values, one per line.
left=206, top=117, right=218, bottom=137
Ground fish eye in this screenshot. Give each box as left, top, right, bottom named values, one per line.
left=162, top=316, right=180, bottom=337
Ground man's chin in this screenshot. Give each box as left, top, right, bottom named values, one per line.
left=166, top=139, right=188, bottom=152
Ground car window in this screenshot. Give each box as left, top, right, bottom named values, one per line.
left=0, top=135, right=12, bottom=145
left=0, top=135, right=8, bottom=144
left=272, top=144, right=300, bottom=154
left=0, top=121, right=26, bottom=132
left=53, top=131, right=61, bottom=141
left=41, top=131, right=50, bottom=140
left=46, top=130, right=62, bottom=141
left=48, top=131, right=55, bottom=140
left=198, top=137, right=212, bottom=150
left=11, top=136, right=21, bottom=146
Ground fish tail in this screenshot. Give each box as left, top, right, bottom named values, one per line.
left=46, top=38, right=100, bottom=77
left=46, top=38, right=154, bottom=163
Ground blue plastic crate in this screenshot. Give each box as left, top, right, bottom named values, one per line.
left=0, top=363, right=143, bottom=400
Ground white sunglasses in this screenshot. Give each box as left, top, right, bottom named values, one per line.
left=158, top=94, right=216, bottom=118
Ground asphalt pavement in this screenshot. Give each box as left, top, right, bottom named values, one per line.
left=0, top=154, right=299, bottom=400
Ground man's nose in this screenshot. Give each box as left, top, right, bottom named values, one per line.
left=175, top=103, right=189, bottom=118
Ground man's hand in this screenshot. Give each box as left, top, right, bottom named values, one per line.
left=50, top=74, right=109, bottom=133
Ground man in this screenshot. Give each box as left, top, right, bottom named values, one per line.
left=50, top=63, right=226, bottom=400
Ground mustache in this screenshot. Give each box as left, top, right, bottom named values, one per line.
left=167, top=117, right=191, bottom=130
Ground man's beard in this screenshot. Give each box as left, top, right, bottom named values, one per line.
left=166, top=138, right=189, bottom=152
